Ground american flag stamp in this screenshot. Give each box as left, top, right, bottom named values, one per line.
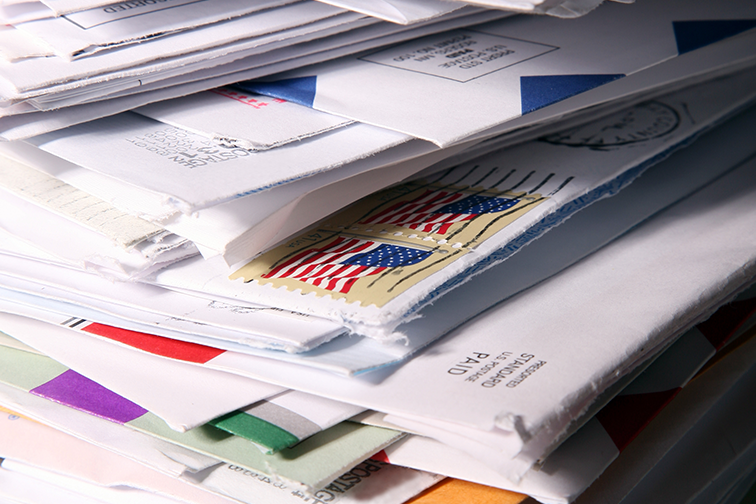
left=231, top=170, right=547, bottom=307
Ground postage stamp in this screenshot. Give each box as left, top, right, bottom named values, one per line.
left=230, top=170, right=546, bottom=307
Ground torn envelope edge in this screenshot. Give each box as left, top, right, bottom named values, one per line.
left=379, top=331, right=756, bottom=504
left=202, top=67, right=756, bottom=336
left=21, top=98, right=756, bottom=378
left=0, top=311, right=288, bottom=433
left=149, top=154, right=756, bottom=478
left=0, top=8, right=510, bottom=140
left=369, top=293, right=756, bottom=489
left=0, top=193, right=197, bottom=281
left=0, top=354, right=405, bottom=494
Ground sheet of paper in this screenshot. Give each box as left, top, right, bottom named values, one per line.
left=243, top=0, right=756, bottom=146
left=406, top=478, right=530, bottom=504
left=0, top=465, right=164, bottom=504
left=314, top=0, right=469, bottom=24
left=145, top=150, right=756, bottom=481
left=1, top=458, right=209, bottom=504
left=27, top=112, right=412, bottom=213
left=14, top=0, right=297, bottom=60
left=135, top=87, right=353, bottom=151
left=168, top=68, right=756, bottom=336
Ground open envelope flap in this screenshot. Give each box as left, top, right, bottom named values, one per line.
left=243, top=0, right=756, bottom=147
left=223, top=66, right=756, bottom=335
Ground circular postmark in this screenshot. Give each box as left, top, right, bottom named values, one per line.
left=542, top=101, right=681, bottom=148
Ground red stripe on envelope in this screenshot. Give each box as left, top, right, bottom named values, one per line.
left=82, top=323, right=225, bottom=364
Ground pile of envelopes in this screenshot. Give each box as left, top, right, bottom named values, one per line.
left=1, top=0, right=756, bottom=503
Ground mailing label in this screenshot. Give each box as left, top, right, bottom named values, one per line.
left=360, top=29, right=557, bottom=82
left=230, top=169, right=549, bottom=307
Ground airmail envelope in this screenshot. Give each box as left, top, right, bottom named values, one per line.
left=103, top=97, right=756, bottom=375
left=171, top=155, right=756, bottom=482
left=244, top=0, right=756, bottom=147
left=220, top=67, right=756, bottom=335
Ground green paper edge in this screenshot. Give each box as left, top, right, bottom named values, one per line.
left=210, top=410, right=299, bottom=453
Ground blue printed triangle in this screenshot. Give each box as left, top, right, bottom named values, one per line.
left=234, top=76, right=318, bottom=108
left=520, top=74, right=624, bottom=115
left=673, top=20, right=756, bottom=55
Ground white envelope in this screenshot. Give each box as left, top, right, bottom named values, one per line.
left=14, top=0, right=297, bottom=60
left=159, top=67, right=756, bottom=337
left=380, top=330, right=756, bottom=504
left=0, top=312, right=287, bottom=432
left=47, top=82, right=751, bottom=371
left=0, top=2, right=357, bottom=104
left=26, top=112, right=411, bottom=213
left=135, top=88, right=353, bottom=151
left=150, top=153, right=756, bottom=480
left=0, top=248, right=346, bottom=353
left=0, top=9, right=515, bottom=140
left=2, top=128, right=459, bottom=266
left=244, top=0, right=756, bottom=146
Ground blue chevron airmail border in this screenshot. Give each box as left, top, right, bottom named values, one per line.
left=519, top=74, right=625, bottom=115
left=239, top=19, right=756, bottom=119
left=673, top=19, right=756, bottom=55
left=235, top=76, right=317, bottom=108
left=519, top=19, right=756, bottom=115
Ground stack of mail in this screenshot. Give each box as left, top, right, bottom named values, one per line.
left=2, top=0, right=756, bottom=503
